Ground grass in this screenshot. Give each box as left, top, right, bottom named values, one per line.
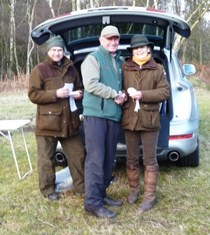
left=0, top=79, right=210, bottom=235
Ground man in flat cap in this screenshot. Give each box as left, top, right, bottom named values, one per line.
left=28, top=35, right=85, bottom=201
left=81, top=25, right=127, bottom=218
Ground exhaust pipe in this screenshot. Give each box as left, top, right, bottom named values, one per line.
left=168, top=151, right=180, bottom=162
left=55, top=152, right=68, bottom=167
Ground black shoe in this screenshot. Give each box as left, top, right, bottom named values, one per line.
left=103, top=196, right=123, bottom=207
left=85, top=206, right=116, bottom=218
left=47, top=192, right=59, bottom=201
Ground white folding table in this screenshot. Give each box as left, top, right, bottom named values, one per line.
left=0, top=119, right=33, bottom=180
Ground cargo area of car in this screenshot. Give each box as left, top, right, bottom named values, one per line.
left=71, top=47, right=172, bottom=163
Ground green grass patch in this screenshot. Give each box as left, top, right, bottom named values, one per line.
left=0, top=88, right=210, bottom=235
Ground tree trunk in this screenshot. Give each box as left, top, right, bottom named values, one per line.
left=46, top=0, right=55, bottom=17
left=174, top=1, right=210, bottom=53
left=72, top=0, right=75, bottom=11
left=26, top=0, right=37, bottom=76
left=9, top=0, right=15, bottom=78
left=199, top=31, right=203, bottom=64
left=76, top=0, right=80, bottom=10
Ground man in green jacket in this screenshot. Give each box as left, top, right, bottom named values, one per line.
left=28, top=36, right=85, bottom=201
left=81, top=25, right=127, bottom=218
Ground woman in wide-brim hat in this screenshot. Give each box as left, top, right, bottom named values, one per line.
left=121, top=34, right=170, bottom=213
left=127, top=34, right=154, bottom=52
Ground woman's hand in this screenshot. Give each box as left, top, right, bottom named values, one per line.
left=127, top=87, right=142, bottom=101
left=130, top=90, right=142, bottom=101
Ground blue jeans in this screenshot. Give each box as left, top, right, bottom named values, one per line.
left=83, top=116, right=120, bottom=210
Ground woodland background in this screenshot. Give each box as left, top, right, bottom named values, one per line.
left=0, top=0, right=210, bottom=83
left=1, top=2, right=210, bottom=234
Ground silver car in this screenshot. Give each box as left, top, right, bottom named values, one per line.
left=31, top=6, right=199, bottom=167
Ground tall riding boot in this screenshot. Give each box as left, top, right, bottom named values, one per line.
left=127, top=164, right=140, bottom=204
left=138, top=165, right=159, bottom=213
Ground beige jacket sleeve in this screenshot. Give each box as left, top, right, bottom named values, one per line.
left=81, top=55, right=117, bottom=99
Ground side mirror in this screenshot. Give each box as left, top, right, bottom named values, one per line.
left=183, top=64, right=196, bottom=76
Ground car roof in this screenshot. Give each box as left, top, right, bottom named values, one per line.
left=31, top=6, right=190, bottom=54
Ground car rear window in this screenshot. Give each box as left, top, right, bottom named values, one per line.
left=63, top=22, right=164, bottom=43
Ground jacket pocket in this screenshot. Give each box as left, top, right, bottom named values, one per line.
left=121, top=102, right=136, bottom=128
left=38, top=106, right=62, bottom=132
left=71, top=110, right=80, bottom=130
left=141, top=104, right=160, bottom=129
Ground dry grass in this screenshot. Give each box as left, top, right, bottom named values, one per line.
left=0, top=74, right=29, bottom=93
left=0, top=75, right=35, bottom=123
left=0, top=77, right=210, bottom=235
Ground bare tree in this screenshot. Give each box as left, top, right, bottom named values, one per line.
left=90, top=0, right=94, bottom=7
left=153, top=0, right=158, bottom=8
left=145, top=0, right=158, bottom=8
left=46, top=0, right=55, bottom=17
left=9, top=0, right=20, bottom=78
left=72, top=0, right=76, bottom=11
left=0, top=0, right=8, bottom=79
left=26, top=0, right=38, bottom=75
left=77, top=0, right=81, bottom=10
left=174, top=0, right=210, bottom=53
left=1, top=0, right=210, bottom=77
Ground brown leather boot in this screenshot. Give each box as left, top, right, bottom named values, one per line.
left=127, top=189, right=140, bottom=204
left=138, top=165, right=159, bottom=213
left=127, top=163, right=140, bottom=204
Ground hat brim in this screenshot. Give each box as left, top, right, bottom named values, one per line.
left=102, top=33, right=120, bottom=38
left=127, top=42, right=154, bottom=51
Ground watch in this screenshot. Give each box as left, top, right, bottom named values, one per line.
left=114, top=94, right=119, bottom=100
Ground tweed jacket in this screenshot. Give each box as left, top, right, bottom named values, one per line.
left=121, top=57, right=170, bottom=131
left=28, top=56, right=83, bottom=137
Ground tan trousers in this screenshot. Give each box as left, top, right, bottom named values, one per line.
left=125, top=130, right=159, bottom=190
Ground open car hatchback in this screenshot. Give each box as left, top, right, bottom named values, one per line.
left=31, top=6, right=199, bottom=167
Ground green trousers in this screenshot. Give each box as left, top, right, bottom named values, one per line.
left=36, top=135, right=85, bottom=197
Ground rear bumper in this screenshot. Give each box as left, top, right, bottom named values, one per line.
left=115, top=131, right=198, bottom=163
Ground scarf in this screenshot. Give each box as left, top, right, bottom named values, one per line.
left=132, top=54, right=151, bottom=66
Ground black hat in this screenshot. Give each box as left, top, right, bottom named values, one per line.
left=127, top=34, right=154, bottom=51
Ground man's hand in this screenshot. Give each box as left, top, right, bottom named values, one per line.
left=72, top=90, right=83, bottom=100
left=56, top=87, right=69, bottom=98
left=114, top=92, right=127, bottom=105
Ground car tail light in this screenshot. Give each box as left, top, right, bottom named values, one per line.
left=169, top=133, right=193, bottom=140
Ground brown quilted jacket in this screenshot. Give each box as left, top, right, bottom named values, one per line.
left=28, top=56, right=83, bottom=137
left=121, top=57, right=170, bottom=131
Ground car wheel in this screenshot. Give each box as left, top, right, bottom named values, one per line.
left=177, top=141, right=199, bottom=167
